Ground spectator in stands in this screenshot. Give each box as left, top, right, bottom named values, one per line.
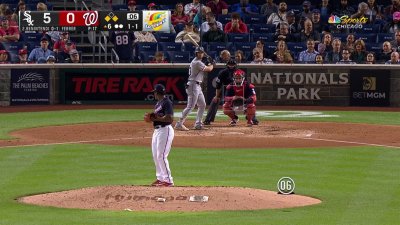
left=4, top=8, right=17, bottom=27
left=18, top=48, right=28, bottom=64
left=351, top=2, right=373, bottom=24
left=184, top=0, right=203, bottom=21
left=53, top=32, right=76, bottom=54
left=384, top=0, right=400, bottom=20
left=194, top=6, right=211, bottom=27
left=28, top=36, right=54, bottom=63
left=298, top=39, right=318, bottom=63
left=172, top=3, right=190, bottom=26
left=12, top=1, right=27, bottom=23
left=0, top=16, right=20, bottom=42
left=366, top=0, right=383, bottom=22
left=351, top=39, right=367, bottom=63
left=377, top=41, right=394, bottom=63
left=299, top=19, right=320, bottom=42
left=231, top=0, right=259, bottom=18
left=201, top=12, right=223, bottom=32
left=385, top=51, right=400, bottom=64
left=46, top=55, right=56, bottom=64
left=325, top=38, right=342, bottom=63
left=55, top=40, right=75, bottom=62
left=251, top=47, right=273, bottom=64
left=224, top=13, right=248, bottom=34
left=0, top=50, right=9, bottom=64
left=315, top=54, right=324, bottom=64
left=65, top=49, right=80, bottom=63
left=273, top=21, right=296, bottom=42
left=260, top=0, right=278, bottom=18
left=234, top=49, right=246, bottom=63
left=317, top=0, right=333, bottom=23
left=202, top=21, right=227, bottom=42
left=383, top=12, right=400, bottom=33
left=149, top=51, right=168, bottom=63
left=148, top=2, right=158, bottom=10
left=128, top=0, right=137, bottom=11
left=256, top=39, right=270, bottom=59
left=286, top=11, right=301, bottom=34
left=299, top=1, right=312, bottom=20
left=267, top=1, right=287, bottom=26
left=37, top=2, right=47, bottom=11
left=0, top=4, right=9, bottom=17
left=217, top=49, right=231, bottom=63
left=175, top=21, right=201, bottom=43
left=365, top=52, right=376, bottom=64
left=311, top=9, right=328, bottom=34
left=111, top=31, right=135, bottom=63
left=318, top=33, right=333, bottom=58
left=390, top=30, right=400, bottom=50
left=206, top=0, right=228, bottom=16
left=343, top=34, right=355, bottom=53
left=336, top=48, right=356, bottom=64
left=134, top=31, right=157, bottom=43
left=272, top=40, right=293, bottom=63
left=333, top=0, right=355, bottom=17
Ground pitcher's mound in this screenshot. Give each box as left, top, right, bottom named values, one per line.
left=19, top=185, right=321, bottom=212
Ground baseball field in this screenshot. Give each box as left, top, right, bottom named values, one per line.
left=0, top=106, right=399, bottom=225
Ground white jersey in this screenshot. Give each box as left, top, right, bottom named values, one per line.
left=188, top=58, right=206, bottom=83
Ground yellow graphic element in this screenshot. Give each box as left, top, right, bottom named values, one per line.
left=363, top=77, right=376, bottom=91
left=104, top=16, right=111, bottom=22
left=144, top=11, right=167, bottom=31
left=112, top=15, right=118, bottom=22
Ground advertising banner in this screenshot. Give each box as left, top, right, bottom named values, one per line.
left=62, top=68, right=187, bottom=104
left=350, top=69, right=390, bottom=106
left=10, top=69, right=50, bottom=105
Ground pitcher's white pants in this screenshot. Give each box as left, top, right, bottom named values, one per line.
left=152, top=125, right=174, bottom=183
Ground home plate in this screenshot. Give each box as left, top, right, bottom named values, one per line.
left=222, top=132, right=245, bottom=135
left=305, top=133, right=313, bottom=137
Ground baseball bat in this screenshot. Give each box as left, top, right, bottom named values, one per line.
left=185, top=34, right=212, bottom=59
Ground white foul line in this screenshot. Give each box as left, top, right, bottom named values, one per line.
left=0, top=137, right=152, bottom=149
left=295, top=137, right=400, bottom=149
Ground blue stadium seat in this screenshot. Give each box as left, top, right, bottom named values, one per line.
left=332, top=33, right=347, bottom=42
left=234, top=42, right=256, bottom=52
left=218, top=14, right=232, bottom=25
left=25, top=0, right=47, bottom=4
left=154, top=33, right=176, bottom=42
left=251, top=33, right=274, bottom=42
left=355, top=34, right=377, bottom=43
left=264, top=42, right=277, bottom=53
left=135, top=42, right=158, bottom=52
left=23, top=33, right=43, bottom=42
left=167, top=51, right=190, bottom=63
left=8, top=51, right=19, bottom=63
left=136, top=5, right=147, bottom=10
left=112, top=4, right=128, bottom=11
left=250, top=24, right=276, bottom=34
left=287, top=5, right=302, bottom=14
left=174, top=23, right=185, bottom=33
left=366, top=43, right=381, bottom=53
left=1, top=42, right=24, bottom=52
left=228, top=33, right=249, bottom=42
left=158, top=42, right=182, bottom=51
left=139, top=51, right=156, bottom=63
left=356, top=24, right=381, bottom=34
left=244, top=14, right=266, bottom=24
left=1, top=0, right=18, bottom=4
left=287, top=42, right=306, bottom=53
left=207, top=42, right=234, bottom=52
left=160, top=5, right=175, bottom=10
left=25, top=41, right=40, bottom=52
left=377, top=33, right=394, bottom=43
left=184, top=42, right=197, bottom=52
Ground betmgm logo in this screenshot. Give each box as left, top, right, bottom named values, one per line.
left=362, top=77, right=376, bottom=91
left=353, top=76, right=386, bottom=99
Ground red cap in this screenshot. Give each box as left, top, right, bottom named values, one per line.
left=148, top=2, right=156, bottom=8
left=0, top=49, right=8, bottom=54
left=128, top=0, right=136, bottom=5
left=18, top=49, right=28, bottom=55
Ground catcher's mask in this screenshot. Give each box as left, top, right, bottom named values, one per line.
left=233, top=69, right=245, bottom=86
left=226, top=59, right=237, bottom=71
left=152, top=83, right=166, bottom=95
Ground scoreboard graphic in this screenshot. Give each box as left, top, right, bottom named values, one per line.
left=19, top=10, right=171, bottom=32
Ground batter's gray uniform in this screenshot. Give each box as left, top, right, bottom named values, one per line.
left=175, top=57, right=207, bottom=129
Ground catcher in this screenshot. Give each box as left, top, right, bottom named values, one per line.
left=223, top=69, right=257, bottom=126
left=144, top=83, right=175, bottom=187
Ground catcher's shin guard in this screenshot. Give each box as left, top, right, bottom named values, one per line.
left=245, top=106, right=256, bottom=123
left=223, top=107, right=236, bottom=120
left=204, top=100, right=219, bottom=123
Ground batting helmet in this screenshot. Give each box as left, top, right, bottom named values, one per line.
left=195, top=46, right=205, bottom=53
left=233, top=69, right=245, bottom=86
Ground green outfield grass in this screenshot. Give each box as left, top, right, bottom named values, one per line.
left=0, top=109, right=399, bottom=225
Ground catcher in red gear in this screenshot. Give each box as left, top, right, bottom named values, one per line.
left=223, top=69, right=257, bottom=126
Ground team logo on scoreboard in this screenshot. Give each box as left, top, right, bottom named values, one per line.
left=143, top=11, right=170, bottom=32
left=83, top=11, right=99, bottom=27
left=22, top=11, right=34, bottom=26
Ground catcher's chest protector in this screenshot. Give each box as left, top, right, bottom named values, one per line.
left=233, top=86, right=244, bottom=97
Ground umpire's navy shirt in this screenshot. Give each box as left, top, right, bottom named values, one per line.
left=153, top=96, right=173, bottom=127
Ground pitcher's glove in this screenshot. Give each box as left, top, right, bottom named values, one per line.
left=144, top=112, right=156, bottom=123
left=232, top=96, right=244, bottom=107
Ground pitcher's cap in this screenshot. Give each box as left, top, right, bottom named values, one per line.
left=152, top=84, right=166, bottom=94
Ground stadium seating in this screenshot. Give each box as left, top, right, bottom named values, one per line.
left=167, top=51, right=190, bottom=63
left=250, top=24, right=276, bottom=34
left=354, top=34, right=377, bottom=43
left=158, top=42, right=183, bottom=51
left=174, top=23, right=185, bottom=33
left=218, top=14, right=232, bottom=25
left=1, top=42, right=24, bottom=52
left=207, top=42, right=234, bottom=52
left=135, top=42, right=158, bottom=53
left=228, top=33, right=249, bottom=42
left=23, top=33, right=44, bottom=43
left=184, top=42, right=197, bottom=52
left=234, top=42, right=256, bottom=52
left=154, top=33, right=176, bottom=42
left=138, top=51, right=156, bottom=63
left=25, top=41, right=41, bottom=52
left=112, top=4, right=129, bottom=11
left=244, top=14, right=266, bottom=24
left=251, top=33, right=274, bottom=42
left=377, top=33, right=394, bottom=43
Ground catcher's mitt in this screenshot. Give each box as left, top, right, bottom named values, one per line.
left=144, top=112, right=156, bottom=123
left=232, top=96, right=244, bottom=107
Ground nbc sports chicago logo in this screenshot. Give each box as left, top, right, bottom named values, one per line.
left=328, top=15, right=368, bottom=29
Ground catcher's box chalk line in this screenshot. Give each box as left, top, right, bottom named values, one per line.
left=295, top=137, right=400, bottom=149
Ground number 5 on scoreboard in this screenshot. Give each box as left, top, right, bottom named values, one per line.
left=44, top=12, right=51, bottom=24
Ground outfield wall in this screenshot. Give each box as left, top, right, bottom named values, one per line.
left=0, top=64, right=399, bottom=107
